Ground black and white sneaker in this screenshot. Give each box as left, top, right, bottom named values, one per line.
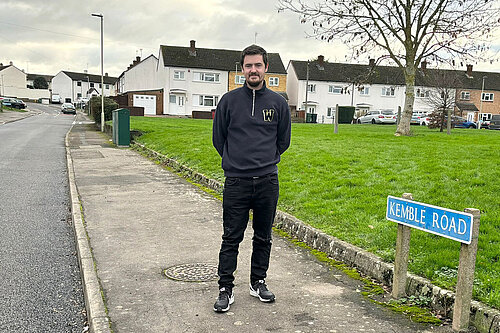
left=213, top=287, right=234, bottom=312
left=249, top=280, right=275, bottom=302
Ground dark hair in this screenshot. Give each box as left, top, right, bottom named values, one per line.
left=240, top=44, right=268, bottom=67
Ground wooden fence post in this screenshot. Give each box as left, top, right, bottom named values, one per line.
left=452, top=208, right=481, bottom=332
left=334, top=104, right=339, bottom=134
left=392, top=193, right=413, bottom=299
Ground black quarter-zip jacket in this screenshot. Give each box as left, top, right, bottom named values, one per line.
left=212, top=81, right=291, bottom=177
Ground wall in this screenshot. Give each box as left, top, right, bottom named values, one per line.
left=228, top=72, right=287, bottom=93
left=0, top=66, right=26, bottom=97
left=456, top=88, right=500, bottom=116
left=119, top=56, right=159, bottom=93
left=162, top=66, right=228, bottom=116
left=51, top=72, right=73, bottom=102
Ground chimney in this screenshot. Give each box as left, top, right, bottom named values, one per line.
left=318, top=55, right=324, bottom=65
left=9, top=61, right=13, bottom=65
left=136, top=56, right=141, bottom=62
left=0, top=63, right=3, bottom=66
left=466, top=64, right=473, bottom=77
left=84, top=69, right=88, bottom=73
left=421, top=60, right=427, bottom=70
left=189, top=40, right=197, bottom=56
left=105, top=73, right=108, bottom=77
left=369, top=58, right=375, bottom=67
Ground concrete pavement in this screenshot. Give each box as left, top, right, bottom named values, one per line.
left=64, top=111, right=459, bottom=333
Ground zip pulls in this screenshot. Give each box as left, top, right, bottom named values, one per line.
left=252, top=89, right=255, bottom=117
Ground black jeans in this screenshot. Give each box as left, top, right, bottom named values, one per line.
left=218, top=173, right=279, bottom=289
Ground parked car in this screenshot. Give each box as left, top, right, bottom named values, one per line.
left=1, top=97, right=26, bottom=109
left=489, top=114, right=500, bottom=130
left=479, top=120, right=490, bottom=129
left=419, top=115, right=431, bottom=126
left=410, top=113, right=422, bottom=125
left=452, top=116, right=477, bottom=129
left=61, top=102, right=76, bottom=114
left=357, top=110, right=397, bottom=124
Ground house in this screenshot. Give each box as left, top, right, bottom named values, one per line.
left=158, top=40, right=287, bottom=116
left=0, top=62, right=51, bottom=100
left=0, top=62, right=27, bottom=97
left=287, top=57, right=500, bottom=124
left=287, top=57, right=407, bottom=123
left=51, top=71, right=118, bottom=103
left=116, top=40, right=287, bottom=117
left=116, top=55, right=162, bottom=115
left=453, top=64, right=500, bottom=122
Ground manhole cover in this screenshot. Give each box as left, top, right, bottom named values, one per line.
left=164, top=263, right=218, bottom=282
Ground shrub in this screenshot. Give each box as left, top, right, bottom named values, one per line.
left=87, top=96, right=118, bottom=125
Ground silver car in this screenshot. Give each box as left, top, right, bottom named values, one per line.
left=357, top=110, right=397, bottom=124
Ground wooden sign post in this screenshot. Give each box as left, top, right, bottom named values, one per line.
left=386, top=194, right=480, bottom=332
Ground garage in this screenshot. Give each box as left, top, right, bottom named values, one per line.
left=133, top=94, right=157, bottom=115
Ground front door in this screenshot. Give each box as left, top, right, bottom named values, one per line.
left=169, top=94, right=186, bottom=115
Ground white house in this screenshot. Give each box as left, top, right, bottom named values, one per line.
left=0, top=63, right=26, bottom=97
left=287, top=57, right=409, bottom=124
left=51, top=71, right=117, bottom=103
left=117, top=55, right=159, bottom=95
left=115, top=40, right=287, bottom=116
left=0, top=62, right=51, bottom=100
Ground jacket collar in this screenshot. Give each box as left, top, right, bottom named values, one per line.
left=243, top=80, right=267, bottom=96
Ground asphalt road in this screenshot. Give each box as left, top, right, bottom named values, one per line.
left=0, top=103, right=87, bottom=332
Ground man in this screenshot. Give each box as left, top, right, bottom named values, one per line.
left=212, top=45, right=291, bottom=312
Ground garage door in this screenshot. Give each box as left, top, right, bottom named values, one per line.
left=133, top=94, right=156, bottom=115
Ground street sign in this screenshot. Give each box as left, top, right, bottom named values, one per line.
left=386, top=195, right=474, bottom=244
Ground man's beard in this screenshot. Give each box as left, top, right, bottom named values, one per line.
left=246, top=75, right=263, bottom=87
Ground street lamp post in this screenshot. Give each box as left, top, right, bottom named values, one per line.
left=91, top=13, right=104, bottom=132
left=478, top=76, right=487, bottom=130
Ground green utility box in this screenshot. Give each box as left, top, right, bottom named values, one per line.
left=306, top=113, right=317, bottom=123
left=337, top=106, right=356, bottom=123
left=112, top=108, right=130, bottom=146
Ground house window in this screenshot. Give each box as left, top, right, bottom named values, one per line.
left=235, top=75, right=245, bottom=84
left=416, top=88, right=430, bottom=98
left=307, top=84, right=316, bottom=93
left=90, top=83, right=94, bottom=88
left=359, top=87, right=370, bottom=95
left=174, top=71, right=185, bottom=80
left=327, top=107, right=335, bottom=118
left=482, top=92, right=494, bottom=101
left=382, top=87, right=395, bottom=96
left=460, top=91, right=470, bottom=100
left=77, top=81, right=82, bottom=87
left=99, top=83, right=102, bottom=88
left=328, top=85, right=342, bottom=94
left=268, top=77, right=279, bottom=86
left=178, top=96, right=184, bottom=106
left=105, top=84, right=109, bottom=89
left=169, top=95, right=177, bottom=103
left=77, top=93, right=82, bottom=98
left=193, top=72, right=220, bottom=83
left=195, top=95, right=219, bottom=107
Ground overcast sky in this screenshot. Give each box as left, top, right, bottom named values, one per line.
left=2, top=0, right=500, bottom=78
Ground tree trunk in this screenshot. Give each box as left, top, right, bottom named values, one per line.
left=395, top=64, right=416, bottom=136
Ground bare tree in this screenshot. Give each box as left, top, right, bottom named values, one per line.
left=420, top=69, right=460, bottom=134
left=277, top=0, right=500, bottom=136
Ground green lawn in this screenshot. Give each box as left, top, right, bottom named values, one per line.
left=131, top=117, right=500, bottom=309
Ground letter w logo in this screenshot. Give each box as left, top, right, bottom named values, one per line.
left=262, top=109, right=275, bottom=122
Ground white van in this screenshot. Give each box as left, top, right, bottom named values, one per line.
left=51, top=94, right=61, bottom=104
